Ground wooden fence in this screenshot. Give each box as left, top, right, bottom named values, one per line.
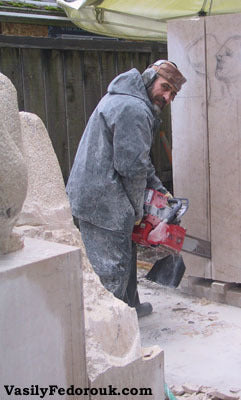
left=0, top=35, right=171, bottom=186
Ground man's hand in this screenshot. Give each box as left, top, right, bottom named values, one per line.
left=164, top=191, right=173, bottom=200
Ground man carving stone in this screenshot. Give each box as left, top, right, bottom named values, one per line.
left=67, top=60, right=186, bottom=317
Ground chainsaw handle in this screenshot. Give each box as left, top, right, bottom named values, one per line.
left=165, top=198, right=182, bottom=223
left=167, top=198, right=189, bottom=223
left=176, top=198, right=189, bottom=219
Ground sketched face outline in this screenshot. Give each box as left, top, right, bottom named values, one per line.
left=216, top=36, right=241, bottom=81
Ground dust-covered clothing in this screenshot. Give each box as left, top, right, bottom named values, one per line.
left=66, top=68, right=167, bottom=231
left=79, top=220, right=138, bottom=305
left=67, top=68, right=167, bottom=304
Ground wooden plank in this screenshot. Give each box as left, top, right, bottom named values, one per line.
left=63, top=50, right=85, bottom=170
left=99, top=51, right=117, bottom=97
left=131, top=52, right=150, bottom=72
left=150, top=42, right=167, bottom=64
left=21, top=48, right=46, bottom=123
left=82, top=51, right=102, bottom=123
left=0, top=46, right=24, bottom=110
left=0, top=35, right=167, bottom=53
left=44, top=49, right=68, bottom=183
left=150, top=125, right=172, bottom=189
left=116, top=52, right=132, bottom=74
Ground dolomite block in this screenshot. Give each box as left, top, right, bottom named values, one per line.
left=90, top=346, right=165, bottom=400
left=0, top=237, right=87, bottom=399
left=168, top=19, right=211, bottom=278
left=169, top=14, right=241, bottom=284
left=179, top=276, right=212, bottom=299
left=0, top=73, right=28, bottom=254
left=226, top=288, right=241, bottom=308
left=211, top=281, right=232, bottom=295
left=206, top=14, right=241, bottom=282
left=210, top=281, right=232, bottom=304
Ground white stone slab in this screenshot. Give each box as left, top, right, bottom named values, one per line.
left=168, top=18, right=211, bottom=278
left=206, top=14, right=241, bottom=282
left=0, top=237, right=87, bottom=399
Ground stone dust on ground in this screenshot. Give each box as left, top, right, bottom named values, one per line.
left=136, top=263, right=241, bottom=400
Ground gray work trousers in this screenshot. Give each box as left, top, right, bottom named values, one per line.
left=79, top=220, right=139, bottom=307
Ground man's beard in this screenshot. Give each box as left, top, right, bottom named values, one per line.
left=152, top=98, right=166, bottom=116
left=153, top=103, right=162, bottom=116
left=147, top=86, right=166, bottom=115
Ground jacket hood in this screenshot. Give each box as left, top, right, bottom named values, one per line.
left=107, top=68, right=153, bottom=109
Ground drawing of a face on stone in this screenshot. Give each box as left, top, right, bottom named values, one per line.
left=216, top=36, right=241, bottom=83
left=187, top=36, right=205, bottom=75
left=187, top=34, right=219, bottom=76
left=186, top=34, right=219, bottom=107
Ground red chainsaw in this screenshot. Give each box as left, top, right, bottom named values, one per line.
left=132, top=189, right=189, bottom=288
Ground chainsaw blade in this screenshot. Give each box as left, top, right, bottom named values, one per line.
left=182, top=235, right=211, bottom=259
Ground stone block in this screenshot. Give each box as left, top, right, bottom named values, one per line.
left=225, top=287, right=241, bottom=308
left=211, top=281, right=231, bottom=295
left=168, top=19, right=211, bottom=279
left=90, top=346, right=165, bottom=400
left=210, top=281, right=232, bottom=304
left=0, top=237, right=87, bottom=399
left=206, top=14, right=241, bottom=283
left=180, top=276, right=212, bottom=300
left=168, top=14, right=241, bottom=286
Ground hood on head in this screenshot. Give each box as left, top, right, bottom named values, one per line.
left=107, top=68, right=152, bottom=107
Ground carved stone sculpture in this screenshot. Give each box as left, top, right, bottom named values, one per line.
left=0, top=73, right=28, bottom=254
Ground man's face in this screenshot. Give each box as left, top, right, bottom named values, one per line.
left=148, top=75, right=177, bottom=113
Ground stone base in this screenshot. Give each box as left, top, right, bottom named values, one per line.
left=180, top=276, right=241, bottom=308
left=0, top=238, right=165, bottom=400
left=0, top=237, right=87, bottom=399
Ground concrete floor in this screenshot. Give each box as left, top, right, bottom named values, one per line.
left=137, top=268, right=241, bottom=395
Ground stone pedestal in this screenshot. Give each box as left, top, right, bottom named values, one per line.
left=0, top=238, right=87, bottom=399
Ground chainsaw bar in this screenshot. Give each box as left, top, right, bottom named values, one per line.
left=182, top=235, right=211, bottom=259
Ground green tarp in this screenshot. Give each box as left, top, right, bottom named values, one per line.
left=56, top=0, right=241, bottom=41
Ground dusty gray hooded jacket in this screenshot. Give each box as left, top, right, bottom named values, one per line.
left=66, top=68, right=167, bottom=232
